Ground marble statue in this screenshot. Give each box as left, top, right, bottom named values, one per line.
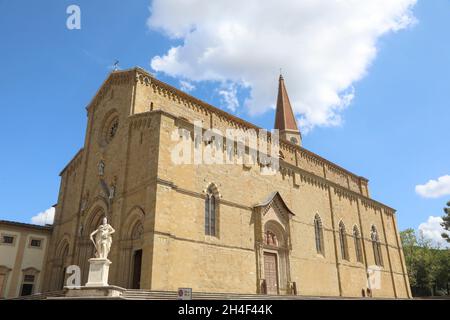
left=90, top=217, right=115, bottom=259
left=98, top=160, right=105, bottom=176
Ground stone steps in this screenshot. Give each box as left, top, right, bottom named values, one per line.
left=122, top=290, right=327, bottom=300
left=11, top=291, right=66, bottom=300
left=12, top=289, right=373, bottom=300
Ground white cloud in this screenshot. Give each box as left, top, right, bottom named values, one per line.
left=415, top=175, right=450, bottom=199
left=148, top=0, right=417, bottom=132
left=218, top=83, right=239, bottom=112
left=418, top=216, right=450, bottom=247
left=179, top=80, right=196, bottom=92
left=31, top=207, right=55, bottom=226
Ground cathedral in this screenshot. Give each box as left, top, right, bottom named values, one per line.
left=41, top=67, right=411, bottom=298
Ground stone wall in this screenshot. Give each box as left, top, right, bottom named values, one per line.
left=42, top=68, right=411, bottom=298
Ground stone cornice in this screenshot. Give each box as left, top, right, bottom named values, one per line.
left=85, top=69, right=135, bottom=113
left=85, top=68, right=369, bottom=185
left=280, top=160, right=395, bottom=213
left=0, top=220, right=53, bottom=232
left=82, top=68, right=369, bottom=185
left=129, top=109, right=393, bottom=213
left=59, top=148, right=84, bottom=177
left=135, top=68, right=369, bottom=181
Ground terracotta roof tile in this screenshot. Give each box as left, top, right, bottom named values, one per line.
left=274, top=75, right=299, bottom=132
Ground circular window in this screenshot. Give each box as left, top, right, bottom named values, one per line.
left=290, top=137, right=298, bottom=144
left=100, top=115, right=119, bottom=146
left=108, top=118, right=119, bottom=141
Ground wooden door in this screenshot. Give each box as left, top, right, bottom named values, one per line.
left=264, top=252, right=279, bottom=295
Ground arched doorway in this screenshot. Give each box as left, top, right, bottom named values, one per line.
left=254, top=192, right=294, bottom=295
left=262, top=221, right=289, bottom=295
left=52, top=239, right=70, bottom=291
left=59, top=244, right=69, bottom=290
left=130, top=221, right=144, bottom=289
left=120, top=207, right=145, bottom=289
left=78, top=207, right=105, bottom=285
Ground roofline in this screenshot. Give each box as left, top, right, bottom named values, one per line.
left=0, top=220, right=53, bottom=231
left=254, top=191, right=296, bottom=215
left=59, top=148, right=84, bottom=176
left=82, top=67, right=369, bottom=183
left=134, top=68, right=369, bottom=182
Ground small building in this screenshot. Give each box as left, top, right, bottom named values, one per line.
left=0, top=220, right=52, bottom=299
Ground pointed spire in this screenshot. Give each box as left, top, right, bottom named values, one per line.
left=274, top=74, right=299, bottom=132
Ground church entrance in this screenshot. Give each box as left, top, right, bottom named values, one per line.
left=254, top=192, right=294, bottom=295
left=263, top=252, right=279, bottom=295
left=131, top=249, right=142, bottom=289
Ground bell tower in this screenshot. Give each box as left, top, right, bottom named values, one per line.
left=274, top=74, right=302, bottom=146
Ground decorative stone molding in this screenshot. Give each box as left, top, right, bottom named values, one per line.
left=333, top=186, right=358, bottom=202
left=98, top=109, right=120, bottom=147
left=22, top=267, right=40, bottom=276
left=254, top=192, right=295, bottom=218
left=129, top=114, right=153, bottom=131
left=59, top=148, right=84, bottom=177
left=361, top=198, right=382, bottom=211
left=87, top=72, right=134, bottom=113
left=84, top=68, right=371, bottom=200
left=202, top=182, right=222, bottom=199
left=122, top=206, right=146, bottom=241
left=383, top=208, right=395, bottom=216
left=254, top=192, right=294, bottom=295
left=298, top=172, right=328, bottom=190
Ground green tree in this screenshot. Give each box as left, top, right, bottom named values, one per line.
left=433, top=249, right=450, bottom=295
left=400, top=228, right=450, bottom=296
left=400, top=229, right=418, bottom=288
left=442, top=201, right=450, bottom=243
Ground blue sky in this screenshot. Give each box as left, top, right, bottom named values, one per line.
left=0, top=0, right=449, bottom=243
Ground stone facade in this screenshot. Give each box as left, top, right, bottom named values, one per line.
left=41, top=67, right=411, bottom=298
left=0, top=220, right=52, bottom=298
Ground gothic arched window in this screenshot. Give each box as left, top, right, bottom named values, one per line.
left=205, top=186, right=217, bottom=236
left=339, top=221, right=349, bottom=261
left=314, top=214, right=324, bottom=255
left=353, top=225, right=363, bottom=263
left=371, top=226, right=384, bottom=266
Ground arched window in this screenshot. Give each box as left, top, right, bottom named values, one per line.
left=205, top=186, right=218, bottom=236
left=371, top=226, right=383, bottom=266
left=339, top=221, right=349, bottom=261
left=314, top=214, right=324, bottom=255
left=353, top=225, right=363, bottom=263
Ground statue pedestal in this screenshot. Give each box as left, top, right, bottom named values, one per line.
left=62, top=285, right=125, bottom=299
left=85, top=258, right=111, bottom=287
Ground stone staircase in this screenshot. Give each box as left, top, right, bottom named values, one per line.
left=11, top=291, right=67, bottom=300
left=122, top=289, right=336, bottom=300
left=11, top=289, right=371, bottom=300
